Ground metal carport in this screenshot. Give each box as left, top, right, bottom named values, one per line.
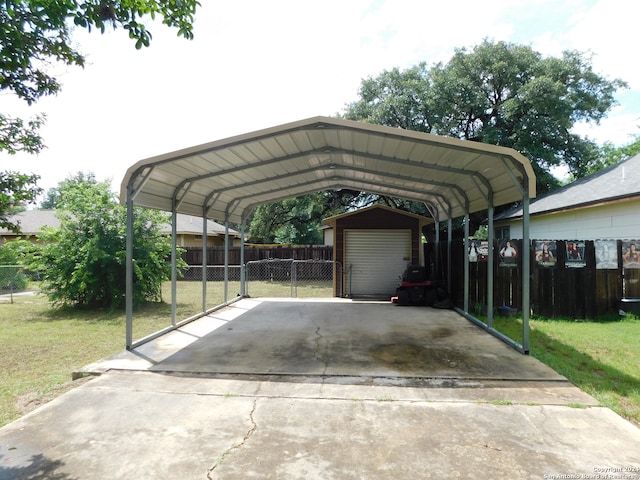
left=120, top=116, right=536, bottom=352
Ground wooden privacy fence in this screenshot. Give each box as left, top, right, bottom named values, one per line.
left=450, top=239, right=640, bottom=319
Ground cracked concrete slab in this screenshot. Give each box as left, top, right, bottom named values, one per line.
left=1, top=298, right=639, bottom=479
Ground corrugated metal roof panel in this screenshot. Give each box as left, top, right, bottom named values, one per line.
left=121, top=116, right=536, bottom=224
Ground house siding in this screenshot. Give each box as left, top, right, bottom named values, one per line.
left=504, top=198, right=640, bottom=240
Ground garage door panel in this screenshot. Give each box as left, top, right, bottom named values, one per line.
left=345, top=230, right=411, bottom=296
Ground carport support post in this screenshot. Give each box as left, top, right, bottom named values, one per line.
left=202, top=211, right=208, bottom=312
left=487, top=206, right=495, bottom=329
left=170, top=210, right=177, bottom=326
left=447, top=218, right=453, bottom=294
left=463, top=213, right=470, bottom=313
left=125, top=185, right=134, bottom=350
left=240, top=224, right=246, bottom=296
left=224, top=218, right=229, bottom=303
left=522, top=196, right=531, bottom=353
left=434, top=219, right=440, bottom=279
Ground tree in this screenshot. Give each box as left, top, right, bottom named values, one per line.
left=248, top=191, right=366, bottom=244
left=40, top=171, right=98, bottom=209
left=33, top=179, right=177, bottom=309
left=1, top=0, right=199, bottom=109
left=343, top=39, right=626, bottom=193
left=0, top=171, right=41, bottom=232
left=590, top=134, right=640, bottom=176
left=1, top=1, right=200, bottom=230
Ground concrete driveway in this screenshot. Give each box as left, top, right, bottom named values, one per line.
left=1, top=298, right=639, bottom=479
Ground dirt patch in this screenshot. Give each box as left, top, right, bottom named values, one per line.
left=15, top=376, right=94, bottom=417
left=369, top=343, right=474, bottom=372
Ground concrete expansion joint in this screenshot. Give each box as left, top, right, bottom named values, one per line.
left=206, top=398, right=258, bottom=479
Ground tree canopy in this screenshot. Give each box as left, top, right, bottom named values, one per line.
left=39, top=171, right=98, bottom=209
left=248, top=191, right=365, bottom=244
left=248, top=39, right=628, bottom=242
left=1, top=0, right=200, bottom=231
left=343, top=39, right=626, bottom=193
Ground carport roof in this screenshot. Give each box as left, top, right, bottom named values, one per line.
left=120, top=116, right=536, bottom=224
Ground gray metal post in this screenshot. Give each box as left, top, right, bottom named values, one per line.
left=447, top=218, right=453, bottom=294
left=202, top=210, right=208, bottom=312
left=522, top=196, right=531, bottom=353
left=463, top=213, right=470, bottom=313
left=224, top=218, right=229, bottom=303
left=434, top=220, right=440, bottom=279
left=125, top=184, right=134, bottom=350
left=171, top=210, right=177, bottom=326
left=487, top=206, right=495, bottom=328
left=240, top=224, right=246, bottom=296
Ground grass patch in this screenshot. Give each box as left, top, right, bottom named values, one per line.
left=0, top=280, right=333, bottom=427
left=493, top=314, right=640, bottom=427
left=1, top=282, right=639, bottom=429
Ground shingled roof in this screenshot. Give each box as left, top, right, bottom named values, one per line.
left=496, top=153, right=640, bottom=221
left=0, top=211, right=239, bottom=238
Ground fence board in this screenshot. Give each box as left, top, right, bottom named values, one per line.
left=182, top=246, right=333, bottom=266
left=451, top=238, right=633, bottom=319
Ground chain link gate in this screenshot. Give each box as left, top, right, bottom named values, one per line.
left=246, top=259, right=342, bottom=298
left=291, top=259, right=342, bottom=298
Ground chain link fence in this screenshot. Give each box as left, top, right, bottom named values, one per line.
left=178, top=259, right=341, bottom=300
left=183, top=265, right=242, bottom=282
left=245, top=258, right=341, bottom=298
left=291, top=260, right=342, bottom=298
left=0, top=265, right=28, bottom=303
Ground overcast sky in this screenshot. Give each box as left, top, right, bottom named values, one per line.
left=2, top=0, right=638, bottom=197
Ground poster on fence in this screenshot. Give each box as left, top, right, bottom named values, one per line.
left=565, top=240, right=586, bottom=268
left=535, top=241, right=557, bottom=268
left=622, top=240, right=640, bottom=269
left=468, top=240, right=488, bottom=262
left=595, top=239, right=618, bottom=269
left=498, top=239, right=519, bottom=267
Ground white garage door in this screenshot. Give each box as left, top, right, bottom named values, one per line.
left=345, top=229, right=411, bottom=297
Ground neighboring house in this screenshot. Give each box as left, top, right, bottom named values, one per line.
left=495, top=153, right=640, bottom=240
left=0, top=210, right=60, bottom=244
left=0, top=211, right=242, bottom=247
left=166, top=214, right=243, bottom=247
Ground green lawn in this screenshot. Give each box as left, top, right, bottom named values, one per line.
left=494, top=314, right=640, bottom=427
left=0, top=280, right=332, bottom=427
left=1, top=283, right=638, bottom=429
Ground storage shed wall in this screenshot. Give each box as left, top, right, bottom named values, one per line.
left=333, top=209, right=423, bottom=267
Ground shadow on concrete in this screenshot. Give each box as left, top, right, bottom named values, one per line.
left=0, top=454, right=76, bottom=480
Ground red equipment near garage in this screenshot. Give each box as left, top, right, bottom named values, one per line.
left=391, top=265, right=436, bottom=306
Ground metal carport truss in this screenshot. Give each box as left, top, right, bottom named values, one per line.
left=120, top=116, right=536, bottom=353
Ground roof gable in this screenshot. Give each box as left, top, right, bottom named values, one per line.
left=496, top=153, right=640, bottom=220
left=166, top=214, right=241, bottom=237
left=0, top=210, right=60, bottom=235
left=0, top=211, right=239, bottom=237
left=322, top=204, right=431, bottom=226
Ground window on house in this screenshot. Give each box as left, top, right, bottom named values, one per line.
left=495, top=227, right=510, bottom=240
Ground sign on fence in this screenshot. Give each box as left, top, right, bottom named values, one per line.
left=454, top=239, right=640, bottom=319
